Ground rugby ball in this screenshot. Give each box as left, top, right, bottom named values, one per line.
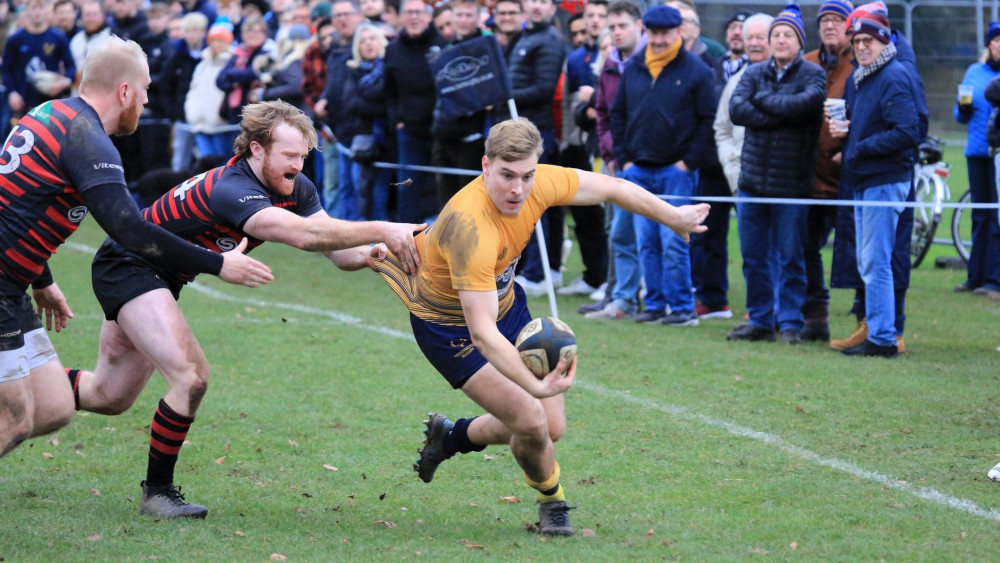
left=515, top=317, right=577, bottom=378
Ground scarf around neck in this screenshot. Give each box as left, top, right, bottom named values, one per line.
left=854, top=41, right=896, bottom=88
left=645, top=37, right=682, bottom=82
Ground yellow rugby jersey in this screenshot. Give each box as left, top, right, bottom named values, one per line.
left=376, top=164, right=579, bottom=325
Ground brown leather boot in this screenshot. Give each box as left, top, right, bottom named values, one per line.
left=830, top=318, right=867, bottom=350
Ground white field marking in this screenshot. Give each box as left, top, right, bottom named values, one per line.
left=62, top=241, right=1000, bottom=522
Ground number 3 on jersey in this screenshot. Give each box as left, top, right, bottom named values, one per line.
left=0, top=126, right=36, bottom=174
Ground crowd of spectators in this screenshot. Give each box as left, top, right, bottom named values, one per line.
left=4, top=0, right=994, bottom=358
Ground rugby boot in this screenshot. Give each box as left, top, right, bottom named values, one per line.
left=537, top=500, right=574, bottom=536
left=414, top=413, right=454, bottom=483
left=140, top=481, right=208, bottom=518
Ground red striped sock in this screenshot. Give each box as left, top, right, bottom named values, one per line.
left=65, top=369, right=81, bottom=410
left=147, top=399, right=193, bottom=487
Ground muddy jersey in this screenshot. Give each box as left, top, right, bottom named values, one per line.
left=132, top=156, right=321, bottom=279
left=0, top=98, right=125, bottom=286
left=376, top=164, right=579, bottom=325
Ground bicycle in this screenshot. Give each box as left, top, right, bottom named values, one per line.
left=911, top=136, right=952, bottom=268
left=950, top=188, right=973, bottom=263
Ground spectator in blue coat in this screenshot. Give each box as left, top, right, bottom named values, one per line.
left=953, top=20, right=1000, bottom=300
left=2, top=0, right=75, bottom=121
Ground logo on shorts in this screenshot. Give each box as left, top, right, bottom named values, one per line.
left=67, top=206, right=88, bottom=223
left=216, top=237, right=238, bottom=251
left=450, top=337, right=475, bottom=359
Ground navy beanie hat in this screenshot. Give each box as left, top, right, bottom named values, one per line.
left=987, top=20, right=1000, bottom=46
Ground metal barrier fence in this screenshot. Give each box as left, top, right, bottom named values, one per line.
left=691, top=0, right=1000, bottom=141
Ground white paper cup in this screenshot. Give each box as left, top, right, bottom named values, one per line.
left=825, top=98, right=848, bottom=132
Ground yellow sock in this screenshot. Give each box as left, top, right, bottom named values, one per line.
left=524, top=462, right=566, bottom=502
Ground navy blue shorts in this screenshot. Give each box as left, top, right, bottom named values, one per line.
left=410, top=283, right=533, bottom=389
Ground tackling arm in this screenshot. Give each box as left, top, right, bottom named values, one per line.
left=242, top=209, right=425, bottom=273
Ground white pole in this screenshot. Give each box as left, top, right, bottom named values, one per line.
left=506, top=99, right=559, bottom=319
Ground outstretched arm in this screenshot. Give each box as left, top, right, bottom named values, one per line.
left=569, top=168, right=709, bottom=242
left=242, top=209, right=426, bottom=273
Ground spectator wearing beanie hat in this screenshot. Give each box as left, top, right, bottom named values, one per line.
left=829, top=4, right=921, bottom=358
left=951, top=19, right=1000, bottom=299
left=726, top=2, right=825, bottom=344
left=185, top=20, right=236, bottom=160
left=799, top=0, right=853, bottom=343
left=770, top=3, right=805, bottom=54
left=722, top=9, right=754, bottom=80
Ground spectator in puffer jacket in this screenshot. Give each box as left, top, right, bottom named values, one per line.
left=726, top=3, right=825, bottom=344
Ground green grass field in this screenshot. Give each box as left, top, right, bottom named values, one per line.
left=2, top=160, right=999, bottom=561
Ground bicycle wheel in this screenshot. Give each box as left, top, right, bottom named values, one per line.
left=910, top=169, right=939, bottom=268
left=951, top=190, right=972, bottom=263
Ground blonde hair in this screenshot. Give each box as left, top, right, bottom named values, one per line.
left=182, top=12, right=209, bottom=31
left=233, top=100, right=319, bottom=159
left=78, top=36, right=148, bottom=94
left=347, top=23, right=387, bottom=68
left=484, top=118, right=543, bottom=162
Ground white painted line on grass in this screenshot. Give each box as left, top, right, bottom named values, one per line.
left=62, top=241, right=1000, bottom=522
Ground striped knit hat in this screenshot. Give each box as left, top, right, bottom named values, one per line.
left=816, top=0, right=853, bottom=24
left=770, top=3, right=806, bottom=48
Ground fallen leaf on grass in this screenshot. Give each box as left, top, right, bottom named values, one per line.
left=269, top=554, right=286, bottom=561
left=581, top=528, right=596, bottom=537
left=341, top=538, right=351, bottom=544
left=795, top=406, right=806, bottom=413
left=90, top=488, right=100, bottom=496
left=500, top=496, right=521, bottom=503
left=734, top=376, right=743, bottom=382
left=47, top=437, right=60, bottom=446
left=375, top=520, right=396, bottom=528
left=87, top=535, right=101, bottom=542
left=464, top=542, right=484, bottom=549
left=647, top=529, right=655, bottom=537
left=234, top=530, right=245, bottom=537
left=789, top=541, right=798, bottom=550
left=288, top=440, right=299, bottom=447
left=324, top=464, right=338, bottom=471
left=961, top=531, right=967, bottom=540
left=469, top=502, right=478, bottom=507
left=214, top=456, right=226, bottom=465
left=750, top=547, right=769, bottom=554
left=42, top=452, right=53, bottom=459
left=483, top=454, right=496, bottom=461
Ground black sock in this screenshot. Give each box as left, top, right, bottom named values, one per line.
left=444, top=417, right=487, bottom=456
left=65, top=369, right=81, bottom=410
left=146, top=399, right=194, bottom=487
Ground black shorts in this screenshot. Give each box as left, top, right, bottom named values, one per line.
left=91, top=239, right=183, bottom=322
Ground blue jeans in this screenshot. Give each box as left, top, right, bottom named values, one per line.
left=321, top=137, right=339, bottom=215
left=625, top=164, right=695, bottom=314
left=854, top=182, right=909, bottom=347
left=353, top=161, right=391, bottom=220
left=327, top=145, right=361, bottom=220
left=396, top=128, right=433, bottom=223
left=608, top=204, right=640, bottom=313
left=737, top=192, right=808, bottom=331
left=172, top=122, right=195, bottom=172
left=195, top=132, right=235, bottom=160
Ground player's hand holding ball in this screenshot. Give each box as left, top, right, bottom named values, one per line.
left=516, top=317, right=577, bottom=397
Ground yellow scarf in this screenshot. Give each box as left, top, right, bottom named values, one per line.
left=645, top=37, right=682, bottom=81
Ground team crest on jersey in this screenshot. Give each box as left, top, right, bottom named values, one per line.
left=216, top=237, right=238, bottom=251
left=44, top=43, right=55, bottom=56
left=67, top=206, right=88, bottom=223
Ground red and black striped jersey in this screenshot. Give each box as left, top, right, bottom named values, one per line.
left=0, top=97, right=126, bottom=285
left=135, top=156, right=321, bottom=279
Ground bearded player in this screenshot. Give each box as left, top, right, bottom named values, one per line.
left=65, top=100, right=425, bottom=518
left=0, top=37, right=272, bottom=460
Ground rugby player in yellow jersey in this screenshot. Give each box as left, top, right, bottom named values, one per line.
left=349, top=118, right=709, bottom=535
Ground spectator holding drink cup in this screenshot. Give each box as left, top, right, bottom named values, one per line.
left=953, top=20, right=1000, bottom=298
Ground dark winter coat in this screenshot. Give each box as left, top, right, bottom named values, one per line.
left=610, top=47, right=717, bottom=169
left=495, top=21, right=567, bottom=132
left=729, top=56, right=826, bottom=198
left=161, top=39, right=203, bottom=121
left=384, top=25, right=447, bottom=139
